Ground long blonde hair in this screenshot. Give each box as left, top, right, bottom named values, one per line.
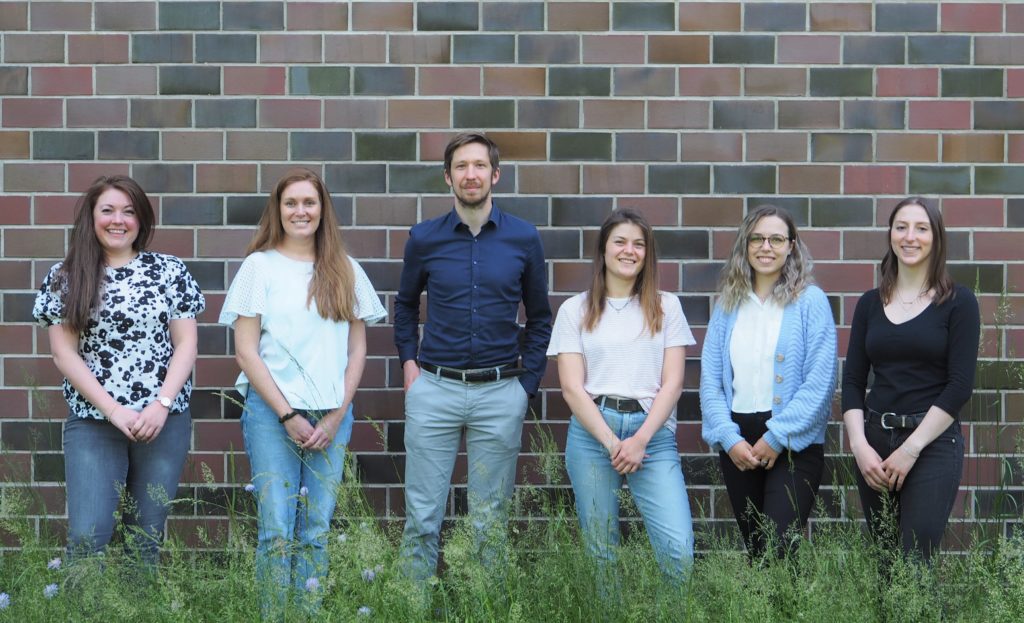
left=247, top=169, right=356, bottom=322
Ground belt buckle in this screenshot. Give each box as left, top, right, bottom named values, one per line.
left=880, top=412, right=897, bottom=430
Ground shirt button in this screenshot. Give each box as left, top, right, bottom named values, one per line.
left=775, top=375, right=783, bottom=384
left=773, top=396, right=782, bottom=405
left=776, top=354, right=784, bottom=362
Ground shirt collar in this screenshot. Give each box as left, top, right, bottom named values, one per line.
left=446, top=202, right=502, bottom=232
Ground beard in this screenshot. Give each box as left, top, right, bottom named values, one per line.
left=454, top=184, right=491, bottom=210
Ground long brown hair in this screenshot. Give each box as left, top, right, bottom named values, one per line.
left=880, top=196, right=954, bottom=306
left=583, top=209, right=663, bottom=336
left=717, top=205, right=813, bottom=312
left=246, top=169, right=356, bottom=322
left=54, top=175, right=155, bottom=333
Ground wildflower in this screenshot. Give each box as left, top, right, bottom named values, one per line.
left=357, top=606, right=372, bottom=617
left=299, top=486, right=309, bottom=497
left=305, top=577, right=320, bottom=592
left=361, top=568, right=376, bottom=582
left=0, top=592, right=9, bottom=609
left=244, top=483, right=255, bottom=493
left=170, top=599, right=183, bottom=612
left=337, top=533, right=348, bottom=544
left=47, top=557, right=62, bottom=570
left=44, top=584, right=58, bottom=599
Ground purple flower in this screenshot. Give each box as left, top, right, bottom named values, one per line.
left=47, top=557, right=62, bottom=570
left=44, top=584, right=58, bottom=599
left=357, top=606, right=372, bottom=617
left=361, top=568, right=376, bottom=582
left=0, top=592, right=10, bottom=610
left=299, top=486, right=309, bottom=497
left=304, top=577, right=320, bottom=592
left=244, top=483, right=255, bottom=493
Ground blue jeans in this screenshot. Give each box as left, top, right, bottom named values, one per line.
left=241, top=391, right=353, bottom=616
left=565, top=408, right=694, bottom=582
left=400, top=373, right=529, bottom=583
left=63, top=410, right=191, bottom=566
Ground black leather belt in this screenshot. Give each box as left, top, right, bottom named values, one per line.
left=867, top=408, right=927, bottom=430
left=420, top=361, right=523, bottom=383
left=594, top=395, right=643, bottom=413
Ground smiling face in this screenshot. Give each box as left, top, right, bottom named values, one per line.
left=92, top=188, right=139, bottom=261
left=444, top=142, right=499, bottom=210
left=889, top=203, right=933, bottom=269
left=603, top=222, right=647, bottom=286
left=746, top=215, right=792, bottom=284
left=279, top=180, right=322, bottom=242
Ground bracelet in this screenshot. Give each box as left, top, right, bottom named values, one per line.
left=279, top=411, right=299, bottom=424
left=900, top=445, right=920, bottom=459
left=105, top=404, right=119, bottom=420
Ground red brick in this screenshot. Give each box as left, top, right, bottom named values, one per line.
left=224, top=67, right=287, bottom=96
left=325, top=100, right=386, bottom=129
left=389, top=100, right=450, bottom=129
left=163, top=131, right=224, bottom=161
left=745, top=67, right=806, bottom=96
left=1008, top=264, right=1024, bottom=292
left=1010, top=5, right=1024, bottom=32
left=259, top=99, right=321, bottom=129
left=197, top=164, right=259, bottom=194
left=95, top=1, right=155, bottom=31
left=876, top=134, right=939, bottom=162
left=1009, top=134, right=1024, bottom=163
left=3, top=163, right=64, bottom=191
left=942, top=3, right=1002, bottom=32
left=877, top=68, right=939, bottom=98
left=354, top=196, right=417, bottom=226
left=2, top=99, right=63, bottom=128
left=843, top=165, right=906, bottom=195
left=482, top=132, right=547, bottom=160
left=552, top=262, right=592, bottom=292
left=678, top=2, right=740, bottom=31
left=974, top=232, right=1024, bottom=261
left=5, top=33, right=64, bottom=62
left=680, top=133, right=742, bottom=162
left=648, top=101, right=709, bottom=130
left=68, top=34, right=130, bottom=64
left=261, top=34, right=322, bottom=63
left=519, top=165, right=580, bottom=194
left=30, top=1, right=91, bottom=31
left=617, top=197, right=680, bottom=226
left=0, top=389, right=29, bottom=418
left=197, top=228, right=254, bottom=257
left=420, top=67, right=481, bottom=96
left=583, top=100, right=644, bottom=129
left=0, top=2, right=28, bottom=30
left=4, top=356, right=62, bottom=386
left=351, top=1, right=413, bottom=31
left=581, top=165, right=644, bottom=194
left=67, top=99, right=128, bottom=128
left=975, top=36, right=1024, bottom=65
left=149, top=229, right=194, bottom=258
left=325, top=34, right=387, bottom=63
left=582, top=35, right=644, bottom=64
left=778, top=35, right=841, bottom=64
left=96, top=66, right=158, bottom=96
left=31, top=67, right=92, bottom=96
left=418, top=132, right=450, bottom=162
left=780, top=165, right=841, bottom=194
left=288, top=2, right=348, bottom=30
left=747, top=132, right=808, bottom=162
left=1009, top=69, right=1024, bottom=98
left=390, top=34, right=449, bottom=64
left=483, top=67, right=543, bottom=97
left=193, top=420, right=244, bottom=452
left=909, top=101, right=971, bottom=130
left=813, top=262, right=875, bottom=293
left=678, top=67, right=740, bottom=96
left=69, top=163, right=131, bottom=192
left=941, top=198, right=1004, bottom=227
left=0, top=131, right=29, bottom=158
left=226, top=131, right=287, bottom=160
left=810, top=3, right=872, bottom=32
left=801, top=230, right=841, bottom=261
left=0, top=197, right=31, bottom=226
left=33, top=195, right=80, bottom=225
left=648, top=35, right=710, bottom=64
left=0, top=325, right=31, bottom=354
left=549, top=2, right=608, bottom=31
left=682, top=198, right=742, bottom=227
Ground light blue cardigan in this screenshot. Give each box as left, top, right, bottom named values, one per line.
left=700, top=285, right=838, bottom=454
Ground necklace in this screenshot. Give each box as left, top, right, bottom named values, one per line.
left=607, top=297, right=632, bottom=312
left=896, top=287, right=928, bottom=309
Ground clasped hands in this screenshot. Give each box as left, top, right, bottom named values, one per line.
left=283, top=409, right=345, bottom=451
left=727, top=438, right=780, bottom=471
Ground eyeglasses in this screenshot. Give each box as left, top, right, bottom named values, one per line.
left=748, top=234, right=791, bottom=250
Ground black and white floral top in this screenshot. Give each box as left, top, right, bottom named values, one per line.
left=33, top=252, right=205, bottom=420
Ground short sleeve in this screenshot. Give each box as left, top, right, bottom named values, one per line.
left=350, top=257, right=387, bottom=324
left=219, top=254, right=267, bottom=326
left=32, top=263, right=66, bottom=327
left=546, top=295, right=585, bottom=356
left=662, top=293, right=696, bottom=347
left=165, top=256, right=206, bottom=320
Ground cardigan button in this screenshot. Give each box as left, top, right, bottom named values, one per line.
left=773, top=396, right=782, bottom=405
left=776, top=353, right=784, bottom=362
left=775, top=375, right=783, bottom=384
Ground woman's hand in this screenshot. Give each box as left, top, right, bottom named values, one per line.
left=880, top=444, right=919, bottom=491
left=852, top=443, right=889, bottom=492
left=302, top=410, right=344, bottom=451
left=283, top=414, right=315, bottom=446
left=751, top=438, right=780, bottom=470
left=610, top=435, right=649, bottom=475
left=727, top=440, right=761, bottom=471
left=108, top=406, right=141, bottom=442
left=131, top=401, right=169, bottom=442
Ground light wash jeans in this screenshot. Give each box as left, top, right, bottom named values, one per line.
left=399, top=373, right=529, bottom=583
left=241, top=391, right=353, bottom=617
left=565, top=407, right=694, bottom=583
left=63, top=409, right=191, bottom=566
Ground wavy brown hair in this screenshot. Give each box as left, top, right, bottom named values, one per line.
left=53, top=175, right=155, bottom=333
left=880, top=196, right=954, bottom=306
left=717, top=205, right=813, bottom=312
left=583, top=209, right=663, bottom=336
left=246, top=169, right=356, bottom=322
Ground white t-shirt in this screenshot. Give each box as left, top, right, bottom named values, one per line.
left=547, top=291, right=696, bottom=432
left=729, top=292, right=784, bottom=413
left=219, top=250, right=387, bottom=410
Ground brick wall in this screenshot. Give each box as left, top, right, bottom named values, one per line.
left=1, top=1, right=1022, bottom=550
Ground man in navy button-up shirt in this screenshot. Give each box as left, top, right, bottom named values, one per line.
left=394, top=133, right=552, bottom=585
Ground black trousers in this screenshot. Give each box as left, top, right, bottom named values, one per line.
left=855, top=415, right=963, bottom=563
left=719, top=412, right=824, bottom=559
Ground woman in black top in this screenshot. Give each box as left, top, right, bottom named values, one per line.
left=842, top=197, right=980, bottom=563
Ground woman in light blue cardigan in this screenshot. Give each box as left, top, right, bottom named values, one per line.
left=700, top=205, right=837, bottom=559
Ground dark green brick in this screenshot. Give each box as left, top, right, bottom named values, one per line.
left=160, top=1, right=220, bottom=30
left=162, top=196, right=223, bottom=225
left=483, top=2, right=543, bottom=31
left=612, top=2, right=675, bottom=31
left=1009, top=199, right=1024, bottom=228
left=654, top=231, right=709, bottom=260
left=844, top=101, right=905, bottom=130
left=453, top=100, right=515, bottom=128
left=0, top=422, right=62, bottom=451
left=291, top=132, right=353, bottom=161
left=453, top=35, right=515, bottom=63
left=353, top=67, right=415, bottom=95
left=493, top=164, right=515, bottom=191
left=0, top=67, right=28, bottom=95
left=549, top=67, right=611, bottom=97
left=616, top=133, right=677, bottom=162
left=975, top=101, right=1024, bottom=130
left=98, top=131, right=159, bottom=160
left=226, top=196, right=268, bottom=224
left=744, top=3, right=806, bottom=32
left=712, top=35, right=775, bottom=64
left=680, top=264, right=722, bottom=293
left=33, top=453, right=64, bottom=482
left=33, top=131, right=94, bottom=160
left=809, top=68, right=872, bottom=97
left=3, top=293, right=36, bottom=323
left=680, top=296, right=710, bottom=325
left=501, top=197, right=549, bottom=226
left=649, top=165, right=711, bottom=194
left=518, top=100, right=579, bottom=129
left=614, top=67, right=675, bottom=97
left=713, top=101, right=774, bottom=130
left=418, top=2, right=479, bottom=31
left=160, top=66, right=220, bottom=95
left=356, top=133, right=417, bottom=162
left=132, top=163, right=194, bottom=193
left=196, top=34, right=257, bottom=63
left=223, top=2, right=284, bottom=30
left=519, top=34, right=579, bottom=64
left=132, top=33, right=192, bottom=63
left=551, top=197, right=613, bottom=227
left=714, top=165, right=776, bottom=194
left=908, top=166, right=971, bottom=195
left=975, top=167, right=1024, bottom=195
left=948, top=264, right=1002, bottom=294
left=876, top=3, right=937, bottom=32
left=389, top=165, right=450, bottom=194
left=843, top=36, right=905, bottom=65
left=538, top=229, right=581, bottom=259
left=290, top=67, right=351, bottom=96
left=810, top=198, right=874, bottom=227
left=195, top=100, right=256, bottom=128
left=908, top=36, right=970, bottom=65
left=942, top=69, right=1003, bottom=98
left=811, top=133, right=872, bottom=162
left=550, top=132, right=612, bottom=161
left=748, top=197, right=809, bottom=226
left=946, top=231, right=969, bottom=261
left=131, top=99, right=192, bottom=128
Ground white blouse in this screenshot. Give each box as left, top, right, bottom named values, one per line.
left=729, top=292, right=784, bottom=413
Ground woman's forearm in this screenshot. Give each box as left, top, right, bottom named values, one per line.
left=49, top=325, right=121, bottom=417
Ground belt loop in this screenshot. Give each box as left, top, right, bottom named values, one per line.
left=599, top=396, right=607, bottom=410
left=433, top=365, right=441, bottom=380
left=495, top=365, right=502, bottom=381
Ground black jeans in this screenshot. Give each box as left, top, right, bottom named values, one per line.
left=855, top=415, right=963, bottom=563
left=719, top=412, right=825, bottom=559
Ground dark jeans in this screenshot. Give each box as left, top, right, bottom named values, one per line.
left=63, top=410, right=191, bottom=566
left=855, top=415, right=963, bottom=563
left=719, top=412, right=824, bottom=559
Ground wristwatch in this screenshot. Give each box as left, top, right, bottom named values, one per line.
left=157, top=395, right=172, bottom=408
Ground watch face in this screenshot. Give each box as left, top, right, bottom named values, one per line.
left=159, top=396, right=172, bottom=407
